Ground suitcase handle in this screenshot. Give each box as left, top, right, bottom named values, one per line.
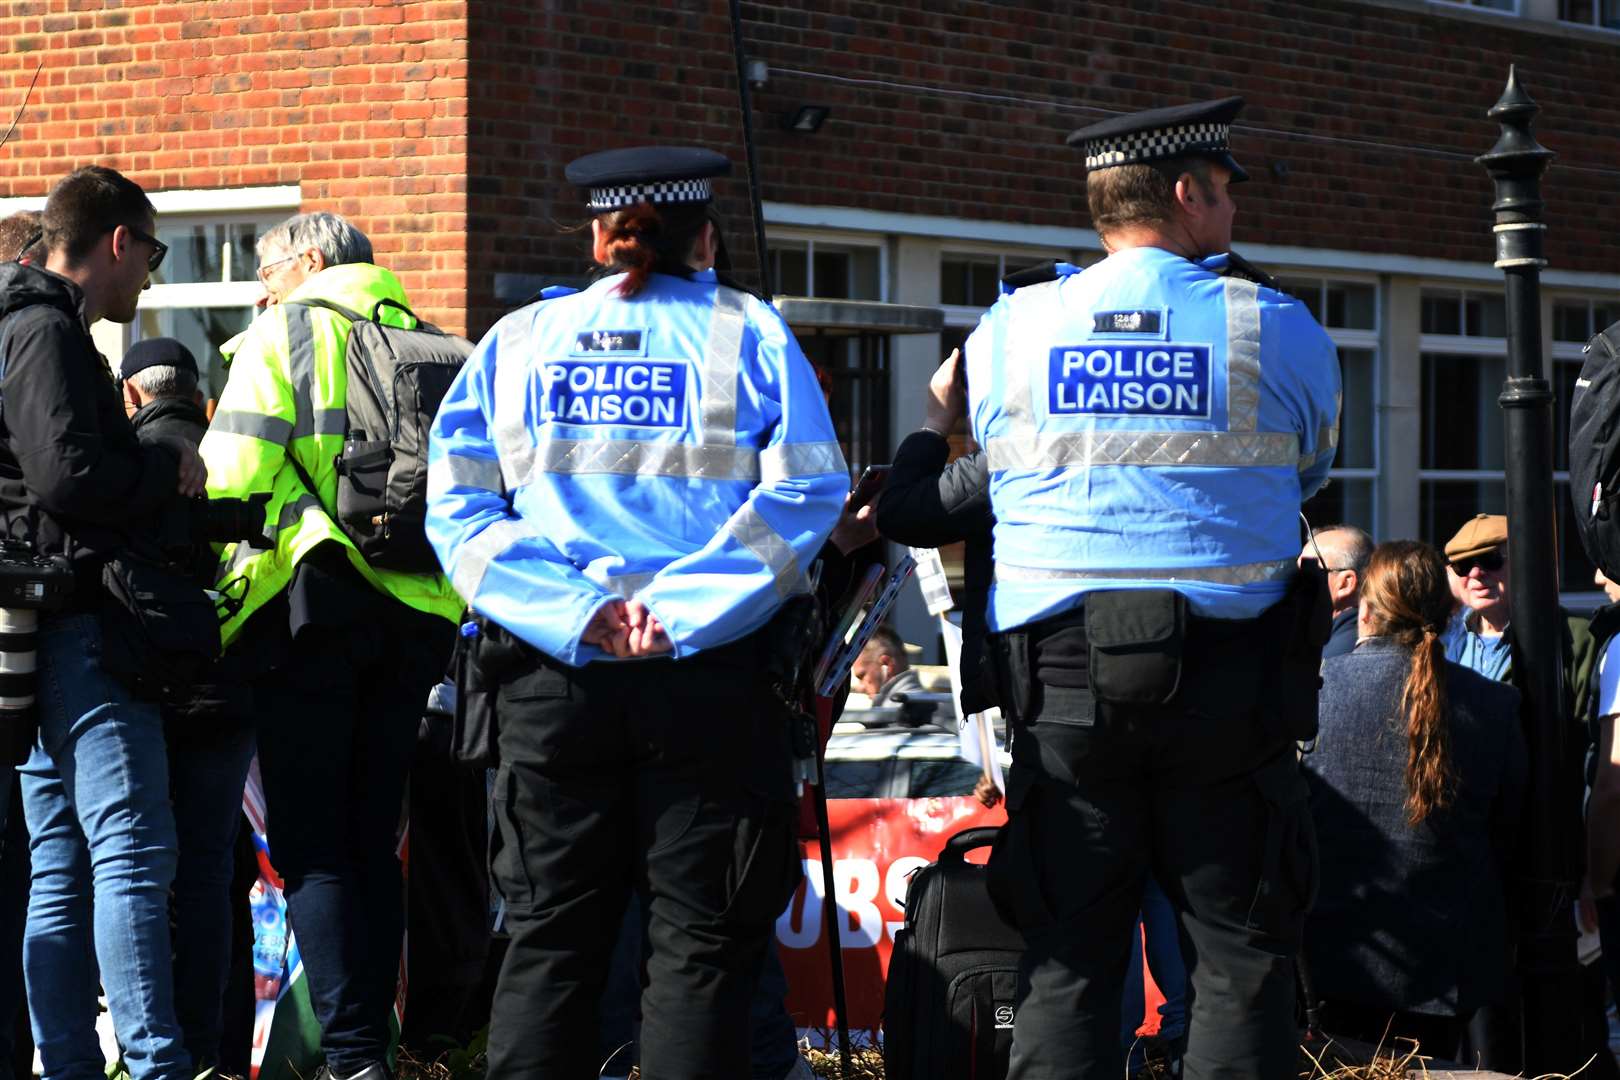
left=940, top=826, right=1000, bottom=864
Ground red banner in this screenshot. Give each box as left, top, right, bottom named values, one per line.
left=778, top=796, right=1163, bottom=1037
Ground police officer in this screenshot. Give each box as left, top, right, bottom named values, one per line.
left=968, top=99, right=1342, bottom=1079
left=426, top=146, right=846, bottom=1079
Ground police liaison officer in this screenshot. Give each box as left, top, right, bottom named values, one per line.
left=968, top=99, right=1342, bottom=1078
left=425, top=147, right=847, bottom=1079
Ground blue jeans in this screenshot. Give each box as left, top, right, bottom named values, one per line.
left=168, top=720, right=255, bottom=1067
left=19, top=614, right=189, bottom=1080
left=1122, top=877, right=1189, bottom=1065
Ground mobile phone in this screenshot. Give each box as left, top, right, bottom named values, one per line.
left=850, top=465, right=892, bottom=509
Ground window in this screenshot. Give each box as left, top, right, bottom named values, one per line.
left=771, top=238, right=883, bottom=301
left=1416, top=287, right=1595, bottom=596
left=768, top=232, right=888, bottom=475
left=135, top=210, right=290, bottom=399
left=1433, top=0, right=1517, bottom=10
left=1278, top=277, right=1380, bottom=539
left=1559, top=0, right=1620, bottom=28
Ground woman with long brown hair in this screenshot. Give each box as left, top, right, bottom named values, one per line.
left=1303, top=539, right=1526, bottom=1054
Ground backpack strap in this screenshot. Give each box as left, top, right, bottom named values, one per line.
left=287, top=297, right=368, bottom=323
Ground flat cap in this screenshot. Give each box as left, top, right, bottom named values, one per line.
left=1444, top=514, right=1509, bottom=563
left=1067, top=97, right=1249, bottom=183
left=120, top=336, right=198, bottom=382
left=564, top=146, right=731, bottom=214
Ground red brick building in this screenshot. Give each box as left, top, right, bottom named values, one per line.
left=2, top=0, right=1619, bottom=605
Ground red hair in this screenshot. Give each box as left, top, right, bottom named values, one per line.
left=597, top=201, right=710, bottom=298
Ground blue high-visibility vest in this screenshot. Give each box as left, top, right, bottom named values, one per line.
left=966, top=247, right=1342, bottom=629
left=427, top=269, right=847, bottom=665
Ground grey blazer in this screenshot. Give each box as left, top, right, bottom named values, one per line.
left=1303, top=636, right=1526, bottom=1015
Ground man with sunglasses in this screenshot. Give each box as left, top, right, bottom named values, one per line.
left=1443, top=515, right=1517, bottom=682
left=0, top=165, right=204, bottom=1080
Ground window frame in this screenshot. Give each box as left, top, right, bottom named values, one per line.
left=1269, top=273, right=1385, bottom=541
left=937, top=242, right=1091, bottom=331
left=766, top=227, right=889, bottom=303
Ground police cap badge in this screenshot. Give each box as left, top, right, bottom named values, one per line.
left=564, top=146, right=732, bottom=213
left=1066, top=98, right=1249, bottom=183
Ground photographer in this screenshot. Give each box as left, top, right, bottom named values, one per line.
left=118, top=336, right=256, bottom=1071
left=0, top=167, right=202, bottom=1080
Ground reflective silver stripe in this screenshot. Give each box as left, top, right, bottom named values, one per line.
left=995, top=558, right=1295, bottom=587
left=293, top=408, right=348, bottom=439
left=284, top=304, right=329, bottom=442
left=701, top=287, right=746, bottom=446
left=523, top=439, right=759, bottom=481
left=600, top=571, right=656, bottom=599
left=492, top=319, right=537, bottom=491
left=760, top=440, right=846, bottom=483
left=210, top=410, right=293, bottom=443
left=219, top=541, right=258, bottom=579
left=997, top=285, right=1042, bottom=436
left=450, top=517, right=534, bottom=603
left=1224, top=276, right=1261, bottom=433
left=277, top=493, right=323, bottom=530
left=986, top=430, right=1300, bottom=472
left=434, top=453, right=505, bottom=494
left=726, top=502, right=802, bottom=598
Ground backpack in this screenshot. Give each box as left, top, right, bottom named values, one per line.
left=883, top=825, right=1023, bottom=1080
left=289, top=297, right=474, bottom=573
left=1569, top=319, right=1620, bottom=582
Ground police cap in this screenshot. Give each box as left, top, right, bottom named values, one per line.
left=1066, top=97, right=1249, bottom=183
left=564, top=146, right=732, bottom=214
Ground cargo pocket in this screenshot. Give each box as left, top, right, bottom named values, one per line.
left=489, top=763, right=537, bottom=910
left=1243, top=756, right=1318, bottom=936
left=986, top=770, right=1053, bottom=933
left=721, top=802, right=801, bottom=930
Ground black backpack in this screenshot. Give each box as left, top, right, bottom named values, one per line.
left=288, top=297, right=473, bottom=573
left=883, top=826, right=1023, bottom=1080
left=1569, top=319, right=1620, bottom=581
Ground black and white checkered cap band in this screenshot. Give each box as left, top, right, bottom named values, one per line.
left=1084, top=122, right=1229, bottom=170
left=587, top=178, right=712, bottom=211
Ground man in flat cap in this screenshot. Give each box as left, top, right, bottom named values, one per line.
left=969, top=98, right=1341, bottom=1078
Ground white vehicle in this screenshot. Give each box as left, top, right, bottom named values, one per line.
left=822, top=722, right=990, bottom=800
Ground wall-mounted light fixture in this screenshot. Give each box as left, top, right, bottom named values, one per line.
left=782, top=105, right=830, bottom=134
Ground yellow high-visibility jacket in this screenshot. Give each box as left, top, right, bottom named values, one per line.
left=200, top=262, right=463, bottom=646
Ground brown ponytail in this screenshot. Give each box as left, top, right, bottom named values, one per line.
left=596, top=201, right=712, bottom=298
left=1358, top=540, right=1455, bottom=826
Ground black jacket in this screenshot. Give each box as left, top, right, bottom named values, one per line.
left=0, top=263, right=178, bottom=596
left=129, top=395, right=208, bottom=449
left=876, top=430, right=996, bottom=713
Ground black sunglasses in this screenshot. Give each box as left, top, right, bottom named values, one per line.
left=112, top=224, right=167, bottom=273
left=1451, top=550, right=1506, bottom=576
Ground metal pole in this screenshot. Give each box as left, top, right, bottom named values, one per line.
left=1476, top=66, right=1583, bottom=1072
left=725, top=0, right=775, bottom=301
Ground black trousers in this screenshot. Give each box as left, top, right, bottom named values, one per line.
left=987, top=616, right=1316, bottom=1080
left=485, top=633, right=800, bottom=1080
left=249, top=556, right=456, bottom=1075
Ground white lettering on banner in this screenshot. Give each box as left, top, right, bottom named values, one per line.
left=539, top=360, right=688, bottom=428
left=777, top=856, right=931, bottom=949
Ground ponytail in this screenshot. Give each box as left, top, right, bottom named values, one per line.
left=596, top=201, right=711, bottom=298
left=1401, top=624, right=1452, bottom=826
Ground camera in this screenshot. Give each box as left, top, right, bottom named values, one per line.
left=0, top=541, right=74, bottom=716
left=157, top=492, right=275, bottom=556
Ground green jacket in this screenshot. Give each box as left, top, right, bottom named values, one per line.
left=199, top=263, right=462, bottom=646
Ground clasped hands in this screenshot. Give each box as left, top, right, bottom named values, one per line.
left=581, top=597, right=672, bottom=658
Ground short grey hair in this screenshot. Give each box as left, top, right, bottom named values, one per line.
left=256, top=211, right=372, bottom=268
left=1316, top=524, right=1375, bottom=576
left=128, top=364, right=198, bottom=399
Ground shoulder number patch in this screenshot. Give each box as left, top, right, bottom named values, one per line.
left=1092, top=310, right=1163, bottom=335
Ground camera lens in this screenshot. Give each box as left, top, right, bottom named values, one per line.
left=0, top=608, right=39, bottom=714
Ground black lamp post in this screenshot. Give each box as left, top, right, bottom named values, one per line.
left=1476, top=66, right=1583, bottom=1071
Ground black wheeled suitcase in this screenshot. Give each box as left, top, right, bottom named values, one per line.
left=883, top=825, right=1024, bottom=1080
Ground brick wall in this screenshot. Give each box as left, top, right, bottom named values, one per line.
left=470, top=0, right=1620, bottom=335
left=0, top=0, right=471, bottom=334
